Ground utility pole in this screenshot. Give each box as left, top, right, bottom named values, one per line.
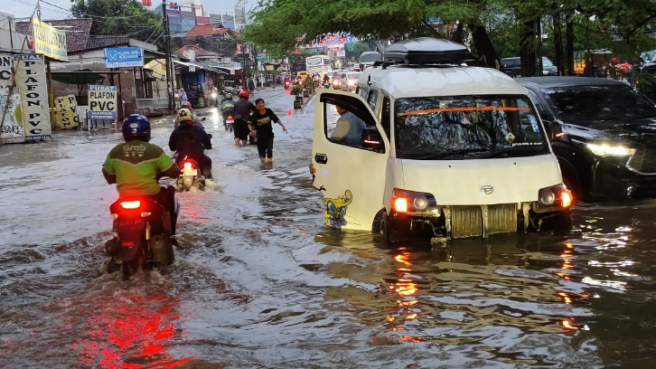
left=162, top=0, right=173, bottom=113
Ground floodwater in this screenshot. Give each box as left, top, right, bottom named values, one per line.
left=1, top=87, right=656, bottom=368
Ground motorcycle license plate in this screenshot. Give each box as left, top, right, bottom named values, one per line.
left=114, top=218, right=146, bottom=231
left=182, top=167, right=196, bottom=176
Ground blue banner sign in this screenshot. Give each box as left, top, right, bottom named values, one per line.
left=104, top=47, right=144, bottom=68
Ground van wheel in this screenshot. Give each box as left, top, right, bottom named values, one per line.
left=380, top=213, right=405, bottom=245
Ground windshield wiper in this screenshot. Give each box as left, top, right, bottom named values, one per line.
left=408, top=148, right=489, bottom=160
left=481, top=145, right=546, bottom=158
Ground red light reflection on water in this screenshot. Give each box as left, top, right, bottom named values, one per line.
left=75, top=292, right=192, bottom=369
left=386, top=249, right=422, bottom=341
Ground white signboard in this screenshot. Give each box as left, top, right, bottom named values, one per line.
left=14, top=54, right=51, bottom=141
left=0, top=89, right=25, bottom=144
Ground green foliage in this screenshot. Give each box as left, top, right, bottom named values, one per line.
left=70, top=0, right=162, bottom=45
left=245, top=0, right=656, bottom=61
left=290, top=84, right=302, bottom=95
left=243, top=0, right=482, bottom=54
left=345, top=41, right=372, bottom=60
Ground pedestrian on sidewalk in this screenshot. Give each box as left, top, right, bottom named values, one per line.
left=248, top=98, right=287, bottom=162
left=248, top=78, right=256, bottom=94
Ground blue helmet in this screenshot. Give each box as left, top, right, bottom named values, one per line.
left=122, top=114, right=151, bottom=142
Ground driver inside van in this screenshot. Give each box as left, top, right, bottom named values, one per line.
left=330, top=103, right=366, bottom=146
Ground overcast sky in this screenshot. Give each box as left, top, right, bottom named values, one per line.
left=4, top=0, right=256, bottom=20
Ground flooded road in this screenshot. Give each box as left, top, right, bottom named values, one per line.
left=1, top=86, right=656, bottom=368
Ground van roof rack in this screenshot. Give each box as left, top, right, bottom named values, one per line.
left=382, top=37, right=475, bottom=66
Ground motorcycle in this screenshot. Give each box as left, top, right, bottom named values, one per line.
left=175, top=155, right=206, bottom=192
left=224, top=113, right=234, bottom=132
left=105, top=189, right=179, bottom=281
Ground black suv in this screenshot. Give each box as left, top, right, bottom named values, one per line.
left=518, top=76, right=656, bottom=201
left=501, top=57, right=558, bottom=77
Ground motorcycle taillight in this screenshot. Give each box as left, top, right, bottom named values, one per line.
left=183, top=162, right=194, bottom=169
left=120, top=200, right=141, bottom=209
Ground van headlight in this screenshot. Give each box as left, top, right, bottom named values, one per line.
left=534, top=184, right=572, bottom=212
left=391, top=188, right=440, bottom=215
left=585, top=142, right=636, bottom=157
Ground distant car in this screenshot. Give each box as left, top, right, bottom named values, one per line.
left=518, top=76, right=656, bottom=200
left=501, top=57, right=558, bottom=77
left=340, top=72, right=361, bottom=92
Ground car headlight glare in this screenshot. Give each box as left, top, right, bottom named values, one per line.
left=586, top=142, right=636, bottom=157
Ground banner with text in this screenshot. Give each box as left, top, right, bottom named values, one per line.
left=104, top=47, right=144, bottom=68
left=32, top=18, right=68, bottom=62
left=54, top=94, right=79, bottom=130
left=0, top=89, right=25, bottom=144
left=88, top=85, right=117, bottom=120
left=14, top=54, right=51, bottom=141
left=0, top=54, right=12, bottom=87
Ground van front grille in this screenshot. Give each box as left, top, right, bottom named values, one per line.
left=450, top=204, right=518, bottom=239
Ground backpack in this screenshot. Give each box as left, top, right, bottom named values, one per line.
left=176, top=125, right=198, bottom=156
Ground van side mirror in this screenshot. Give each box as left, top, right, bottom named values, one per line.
left=543, top=120, right=561, bottom=140
left=361, top=128, right=384, bottom=152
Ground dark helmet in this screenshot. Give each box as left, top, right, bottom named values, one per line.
left=122, top=114, right=151, bottom=142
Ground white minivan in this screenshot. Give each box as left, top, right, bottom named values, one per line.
left=310, top=38, right=572, bottom=243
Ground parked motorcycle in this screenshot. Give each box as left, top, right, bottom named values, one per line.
left=105, top=190, right=179, bottom=280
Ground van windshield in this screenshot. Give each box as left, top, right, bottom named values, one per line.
left=394, top=95, right=550, bottom=160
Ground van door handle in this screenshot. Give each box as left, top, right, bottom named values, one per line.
left=315, top=153, right=328, bottom=164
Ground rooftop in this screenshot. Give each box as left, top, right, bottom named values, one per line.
left=15, top=18, right=93, bottom=53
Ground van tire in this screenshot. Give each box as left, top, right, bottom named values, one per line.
left=380, top=213, right=404, bottom=245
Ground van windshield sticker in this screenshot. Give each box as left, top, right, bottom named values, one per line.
left=506, top=132, right=515, bottom=143
left=398, top=106, right=531, bottom=117
left=527, top=114, right=540, bottom=133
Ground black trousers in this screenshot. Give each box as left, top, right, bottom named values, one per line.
left=257, top=135, right=274, bottom=159
left=146, top=186, right=177, bottom=235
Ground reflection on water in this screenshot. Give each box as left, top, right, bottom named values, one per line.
left=75, top=284, right=192, bottom=369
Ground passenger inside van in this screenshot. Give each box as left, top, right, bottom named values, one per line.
left=330, top=103, right=366, bottom=147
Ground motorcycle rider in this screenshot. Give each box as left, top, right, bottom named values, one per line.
left=102, top=114, right=180, bottom=247
left=177, top=101, right=204, bottom=129
left=233, top=90, right=257, bottom=146
left=221, top=93, right=236, bottom=130
left=169, top=108, right=213, bottom=179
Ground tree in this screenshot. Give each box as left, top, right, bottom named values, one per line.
left=345, top=41, right=371, bottom=60
left=243, top=0, right=501, bottom=68
left=70, top=0, right=162, bottom=44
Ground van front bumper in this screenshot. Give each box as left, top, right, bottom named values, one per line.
left=388, top=203, right=570, bottom=239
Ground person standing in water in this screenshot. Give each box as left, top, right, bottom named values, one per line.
left=248, top=98, right=287, bottom=162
